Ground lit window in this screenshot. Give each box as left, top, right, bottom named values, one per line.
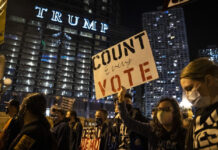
left=80, top=31, right=93, bottom=38
left=9, top=15, right=26, bottom=23
left=46, top=24, right=61, bottom=31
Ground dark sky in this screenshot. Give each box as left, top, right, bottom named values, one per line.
left=120, top=0, right=218, bottom=60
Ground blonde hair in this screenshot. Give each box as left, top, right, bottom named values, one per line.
left=180, top=57, right=218, bottom=81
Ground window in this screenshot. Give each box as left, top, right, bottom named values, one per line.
left=17, top=72, right=36, bottom=78
left=39, top=68, right=55, bottom=75
left=4, top=45, right=20, bottom=52
left=75, top=79, right=89, bottom=85
left=37, top=88, right=53, bottom=94
left=16, top=78, right=35, bottom=85
left=56, top=90, right=72, bottom=97
left=80, top=31, right=93, bottom=38
left=75, top=73, right=90, bottom=79
left=78, top=48, right=91, bottom=54
left=77, top=53, right=91, bottom=58
left=60, top=60, right=75, bottom=66
left=61, top=50, right=75, bottom=56
left=5, top=39, right=21, bottom=46
left=38, top=81, right=54, bottom=88
left=15, top=85, right=33, bottom=92
left=25, top=37, right=41, bottom=44
left=38, top=75, right=55, bottom=81
left=62, top=45, right=76, bottom=50
left=40, top=63, right=56, bottom=69
left=43, top=47, right=58, bottom=53
left=21, top=54, right=38, bottom=61
left=57, top=77, right=74, bottom=83
left=74, top=91, right=89, bottom=98
left=9, top=16, right=26, bottom=23
left=64, top=28, right=77, bottom=35
left=5, top=34, right=22, bottom=41
left=77, top=63, right=90, bottom=69
left=74, top=85, right=89, bottom=91
left=22, top=48, right=39, bottom=55
left=77, top=58, right=91, bottom=64
left=19, top=66, right=37, bottom=72
left=58, top=71, right=74, bottom=77
left=20, top=60, right=37, bottom=67
left=76, top=68, right=90, bottom=74
left=46, top=24, right=61, bottom=31
left=23, top=43, right=40, bottom=49
left=25, top=33, right=41, bottom=39
left=57, top=82, right=72, bottom=90
left=28, top=20, right=42, bottom=27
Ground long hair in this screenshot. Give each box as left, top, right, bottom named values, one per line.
left=151, top=97, right=183, bottom=138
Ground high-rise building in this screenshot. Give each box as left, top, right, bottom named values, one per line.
left=0, top=0, right=133, bottom=117
left=198, top=45, right=218, bottom=63
left=141, top=8, right=190, bottom=117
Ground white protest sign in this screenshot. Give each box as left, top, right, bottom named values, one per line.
left=92, top=30, right=159, bottom=99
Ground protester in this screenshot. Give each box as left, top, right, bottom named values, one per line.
left=8, top=93, right=55, bottom=150
left=0, top=99, right=21, bottom=150
left=111, top=93, right=148, bottom=150
left=50, top=107, right=68, bottom=150
left=66, top=110, right=83, bottom=150
left=180, top=57, right=218, bottom=149
left=94, top=109, right=112, bottom=150
left=118, top=87, right=186, bottom=150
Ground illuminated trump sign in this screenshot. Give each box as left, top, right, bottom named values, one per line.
left=35, top=6, right=109, bottom=33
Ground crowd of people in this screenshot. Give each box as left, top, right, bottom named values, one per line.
left=0, top=57, right=217, bottom=150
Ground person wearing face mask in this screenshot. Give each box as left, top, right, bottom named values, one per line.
left=65, top=110, right=83, bottom=150
left=8, top=93, right=56, bottom=150
left=95, top=109, right=112, bottom=150
left=0, top=99, right=21, bottom=150
left=111, top=93, right=149, bottom=150
left=118, top=87, right=186, bottom=150
left=180, top=57, right=218, bottom=150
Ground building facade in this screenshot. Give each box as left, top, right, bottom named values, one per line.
left=0, top=0, right=132, bottom=117
left=142, top=8, right=190, bottom=117
left=198, top=45, right=218, bottom=63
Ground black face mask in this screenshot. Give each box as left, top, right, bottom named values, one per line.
left=95, top=118, right=103, bottom=126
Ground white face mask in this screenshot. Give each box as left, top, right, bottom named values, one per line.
left=186, top=87, right=211, bottom=108
left=157, top=109, right=173, bottom=125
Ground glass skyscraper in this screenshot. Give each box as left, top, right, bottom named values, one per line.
left=0, top=0, right=132, bottom=117
left=141, top=8, right=190, bottom=117
left=198, top=45, right=218, bottom=63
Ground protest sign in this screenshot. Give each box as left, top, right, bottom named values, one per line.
left=92, top=30, right=159, bottom=99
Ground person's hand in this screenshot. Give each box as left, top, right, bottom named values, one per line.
left=118, top=86, right=127, bottom=103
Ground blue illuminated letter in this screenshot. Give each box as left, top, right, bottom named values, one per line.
left=100, top=23, right=108, bottom=33
left=82, top=18, right=97, bottom=31
left=68, top=15, right=80, bottom=26
left=35, top=6, right=48, bottom=19
left=51, top=10, right=63, bottom=23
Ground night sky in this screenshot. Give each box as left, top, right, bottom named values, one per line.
left=120, top=0, right=218, bottom=60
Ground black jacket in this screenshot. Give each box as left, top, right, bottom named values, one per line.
left=119, top=102, right=186, bottom=150
left=9, top=120, right=54, bottom=150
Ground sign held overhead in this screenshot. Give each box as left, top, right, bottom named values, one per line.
left=92, top=31, right=159, bottom=99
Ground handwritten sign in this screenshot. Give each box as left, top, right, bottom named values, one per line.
left=80, top=138, right=101, bottom=150
left=92, top=30, right=159, bottom=99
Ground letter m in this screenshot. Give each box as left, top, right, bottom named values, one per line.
left=82, top=18, right=97, bottom=31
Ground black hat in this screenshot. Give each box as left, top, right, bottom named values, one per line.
left=5, top=99, right=20, bottom=110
